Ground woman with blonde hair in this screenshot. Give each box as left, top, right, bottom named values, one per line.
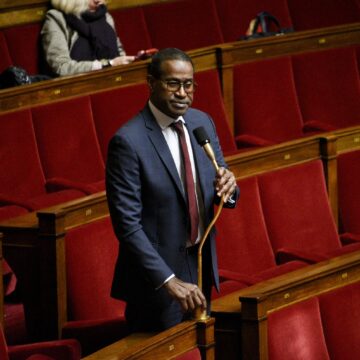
left=41, top=0, right=135, bottom=76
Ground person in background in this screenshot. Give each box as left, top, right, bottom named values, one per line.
left=41, top=0, right=135, bottom=76
left=106, top=48, right=239, bottom=332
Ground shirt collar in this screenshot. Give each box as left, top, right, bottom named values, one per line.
left=148, top=100, right=185, bottom=130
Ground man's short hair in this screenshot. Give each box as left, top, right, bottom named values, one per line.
left=148, top=48, right=194, bottom=79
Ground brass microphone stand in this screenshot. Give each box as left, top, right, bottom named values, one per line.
left=194, top=147, right=225, bottom=321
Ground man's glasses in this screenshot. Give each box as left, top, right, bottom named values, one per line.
left=161, top=80, right=197, bottom=94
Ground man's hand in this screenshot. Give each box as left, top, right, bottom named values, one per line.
left=214, top=167, right=236, bottom=202
left=164, top=277, right=207, bottom=313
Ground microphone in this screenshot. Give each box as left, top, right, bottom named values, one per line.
left=192, top=126, right=225, bottom=321
left=193, top=126, right=219, bottom=171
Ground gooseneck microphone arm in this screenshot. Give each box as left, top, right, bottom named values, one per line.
left=193, top=126, right=225, bottom=320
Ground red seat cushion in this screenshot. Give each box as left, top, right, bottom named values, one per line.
left=0, top=206, right=28, bottom=222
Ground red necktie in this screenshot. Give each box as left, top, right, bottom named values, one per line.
left=172, top=121, right=199, bottom=244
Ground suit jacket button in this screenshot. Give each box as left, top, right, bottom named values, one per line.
left=179, top=246, right=185, bottom=252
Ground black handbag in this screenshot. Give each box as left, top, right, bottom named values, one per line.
left=0, top=66, right=50, bottom=89
left=240, top=11, right=294, bottom=40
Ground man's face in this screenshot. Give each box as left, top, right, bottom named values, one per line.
left=149, top=59, right=195, bottom=119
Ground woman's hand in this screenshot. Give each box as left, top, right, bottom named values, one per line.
left=111, top=55, right=136, bottom=66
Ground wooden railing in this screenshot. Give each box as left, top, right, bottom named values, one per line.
left=82, top=318, right=215, bottom=360
left=0, top=23, right=359, bottom=116
left=211, top=250, right=360, bottom=359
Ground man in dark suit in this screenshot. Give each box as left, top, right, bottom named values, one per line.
left=106, top=48, right=239, bottom=332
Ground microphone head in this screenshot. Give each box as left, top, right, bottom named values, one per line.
left=193, top=126, right=210, bottom=146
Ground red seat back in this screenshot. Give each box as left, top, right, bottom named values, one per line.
left=0, top=324, right=9, bottom=360
left=65, top=217, right=125, bottom=320
left=258, top=160, right=341, bottom=254
left=4, top=24, right=42, bottom=74
left=31, top=97, right=105, bottom=183
left=143, top=0, right=223, bottom=51
left=216, top=177, right=276, bottom=275
left=319, top=282, right=360, bottom=359
left=292, top=47, right=360, bottom=129
left=337, top=150, right=360, bottom=234
left=233, top=56, right=304, bottom=144
left=91, top=83, right=149, bottom=160
left=110, top=8, right=152, bottom=55
left=268, top=297, right=330, bottom=359
left=287, top=0, right=360, bottom=31
left=192, top=69, right=237, bottom=155
left=214, top=0, right=292, bottom=42
left=0, top=110, right=45, bottom=199
left=0, top=31, right=12, bottom=73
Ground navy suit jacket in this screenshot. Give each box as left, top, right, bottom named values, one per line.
left=106, top=105, right=238, bottom=303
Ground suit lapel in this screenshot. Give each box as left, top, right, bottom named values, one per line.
left=141, top=107, right=186, bottom=201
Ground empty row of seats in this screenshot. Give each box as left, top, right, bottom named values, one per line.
left=214, top=159, right=360, bottom=298
left=0, top=0, right=359, bottom=74
left=233, top=45, right=360, bottom=148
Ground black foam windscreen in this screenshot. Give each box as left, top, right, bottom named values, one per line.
left=193, top=126, right=210, bottom=146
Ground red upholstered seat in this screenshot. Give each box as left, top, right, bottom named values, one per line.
left=0, top=206, right=28, bottom=222
left=143, top=0, right=223, bottom=51
left=258, top=160, right=360, bottom=264
left=62, top=217, right=128, bottom=355
left=0, top=110, right=84, bottom=211
left=287, top=0, right=360, bottom=31
left=193, top=70, right=238, bottom=156
left=1, top=324, right=81, bottom=360
left=110, top=7, right=152, bottom=55
left=31, top=97, right=105, bottom=195
left=268, top=297, right=330, bottom=359
left=91, top=83, right=149, bottom=160
left=337, top=150, right=360, bottom=235
left=4, top=24, right=42, bottom=75
left=0, top=31, right=12, bottom=73
left=292, top=47, right=360, bottom=131
left=233, top=56, right=305, bottom=148
left=214, top=0, right=293, bottom=42
left=175, top=348, right=201, bottom=360
left=319, top=282, right=360, bottom=359
left=213, top=176, right=306, bottom=299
